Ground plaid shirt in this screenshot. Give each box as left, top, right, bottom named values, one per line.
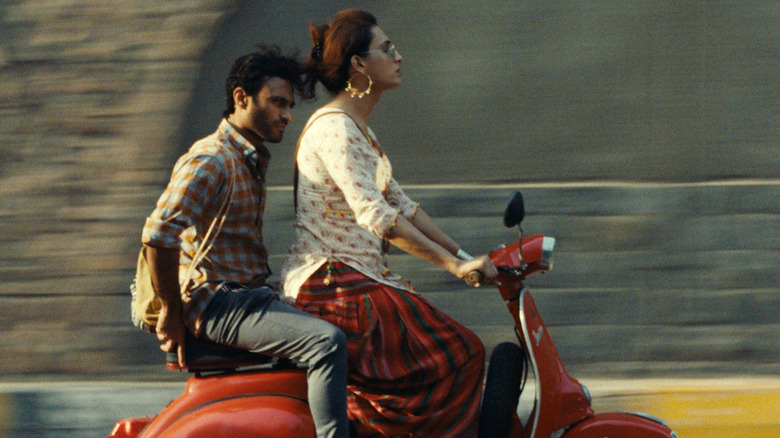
left=142, top=119, right=270, bottom=333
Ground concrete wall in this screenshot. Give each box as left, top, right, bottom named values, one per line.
left=0, top=0, right=237, bottom=376
left=0, top=0, right=777, bottom=380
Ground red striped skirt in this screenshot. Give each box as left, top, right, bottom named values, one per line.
left=296, top=262, right=485, bottom=437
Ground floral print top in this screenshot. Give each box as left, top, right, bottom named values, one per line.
left=282, top=109, right=419, bottom=299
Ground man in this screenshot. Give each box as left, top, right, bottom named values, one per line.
left=142, top=46, right=348, bottom=438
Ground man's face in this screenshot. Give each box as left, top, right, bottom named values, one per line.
left=246, top=77, right=295, bottom=144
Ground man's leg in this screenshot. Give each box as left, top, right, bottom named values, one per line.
left=198, top=288, right=348, bottom=438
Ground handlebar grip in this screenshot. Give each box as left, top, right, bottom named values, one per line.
left=465, top=270, right=484, bottom=286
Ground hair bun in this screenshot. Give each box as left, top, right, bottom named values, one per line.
left=311, top=43, right=323, bottom=62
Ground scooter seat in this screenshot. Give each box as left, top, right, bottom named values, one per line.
left=166, top=332, right=277, bottom=372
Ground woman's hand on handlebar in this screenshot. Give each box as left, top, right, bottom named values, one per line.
left=456, top=255, right=498, bottom=287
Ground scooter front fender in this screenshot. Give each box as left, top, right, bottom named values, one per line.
left=563, top=412, right=677, bottom=438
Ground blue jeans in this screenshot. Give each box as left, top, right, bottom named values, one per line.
left=198, top=286, right=348, bottom=438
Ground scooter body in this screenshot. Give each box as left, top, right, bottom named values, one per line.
left=518, top=286, right=675, bottom=438
left=111, top=191, right=678, bottom=438
left=108, top=336, right=316, bottom=438
left=483, top=192, right=678, bottom=438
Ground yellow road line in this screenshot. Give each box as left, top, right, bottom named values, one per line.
left=583, top=378, right=780, bottom=438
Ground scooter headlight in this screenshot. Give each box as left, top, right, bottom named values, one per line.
left=540, top=237, right=556, bottom=272
left=580, top=383, right=592, bottom=406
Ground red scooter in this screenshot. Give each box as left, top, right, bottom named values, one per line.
left=476, top=191, right=679, bottom=438
left=109, top=192, right=679, bottom=438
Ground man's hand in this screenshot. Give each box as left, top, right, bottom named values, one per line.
left=156, top=304, right=186, bottom=367
left=146, top=245, right=187, bottom=367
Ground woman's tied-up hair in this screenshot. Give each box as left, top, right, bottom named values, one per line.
left=304, top=9, right=378, bottom=97
left=311, top=43, right=324, bottom=62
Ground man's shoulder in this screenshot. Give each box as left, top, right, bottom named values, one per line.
left=187, top=131, right=240, bottom=161
left=193, top=126, right=236, bottom=152
left=170, top=133, right=239, bottom=177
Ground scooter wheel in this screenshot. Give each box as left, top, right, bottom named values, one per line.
left=478, top=342, right=525, bottom=438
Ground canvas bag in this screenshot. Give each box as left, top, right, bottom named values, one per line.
left=131, top=151, right=237, bottom=331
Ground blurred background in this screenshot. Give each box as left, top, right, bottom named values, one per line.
left=0, top=0, right=777, bottom=436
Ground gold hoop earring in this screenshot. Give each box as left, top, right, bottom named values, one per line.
left=345, top=72, right=372, bottom=99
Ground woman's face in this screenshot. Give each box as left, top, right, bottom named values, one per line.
left=360, top=26, right=403, bottom=92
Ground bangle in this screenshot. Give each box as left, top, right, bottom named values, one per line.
left=409, top=203, right=420, bottom=221
left=456, top=248, right=474, bottom=260
left=386, top=215, right=399, bottom=237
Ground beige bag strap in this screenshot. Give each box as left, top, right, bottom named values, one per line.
left=179, top=151, right=238, bottom=294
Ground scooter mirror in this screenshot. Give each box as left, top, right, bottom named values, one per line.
left=503, top=191, right=525, bottom=228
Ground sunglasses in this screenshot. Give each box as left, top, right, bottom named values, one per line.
left=361, top=43, right=397, bottom=59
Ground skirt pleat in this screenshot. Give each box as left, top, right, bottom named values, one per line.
left=297, top=262, right=485, bottom=437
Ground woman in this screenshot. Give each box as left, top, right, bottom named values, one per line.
left=282, top=9, right=498, bottom=437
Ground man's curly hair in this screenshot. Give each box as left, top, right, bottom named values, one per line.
left=223, top=45, right=313, bottom=117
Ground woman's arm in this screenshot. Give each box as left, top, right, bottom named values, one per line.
left=386, top=177, right=471, bottom=258
left=408, top=207, right=460, bottom=255
left=387, top=214, right=497, bottom=285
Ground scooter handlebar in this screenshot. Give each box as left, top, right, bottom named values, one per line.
left=465, top=270, right=484, bottom=286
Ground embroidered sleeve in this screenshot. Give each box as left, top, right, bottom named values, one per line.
left=142, top=153, right=227, bottom=248
left=307, top=116, right=399, bottom=237
left=386, top=177, right=419, bottom=219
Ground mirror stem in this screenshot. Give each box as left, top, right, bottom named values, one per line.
left=518, top=227, right=524, bottom=263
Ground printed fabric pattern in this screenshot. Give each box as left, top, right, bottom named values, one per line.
left=282, top=109, right=419, bottom=299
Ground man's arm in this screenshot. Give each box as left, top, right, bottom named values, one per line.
left=146, top=245, right=186, bottom=366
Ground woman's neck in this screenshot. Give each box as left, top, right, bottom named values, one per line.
left=325, top=90, right=381, bottom=132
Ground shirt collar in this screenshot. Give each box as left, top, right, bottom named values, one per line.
left=219, top=118, right=271, bottom=179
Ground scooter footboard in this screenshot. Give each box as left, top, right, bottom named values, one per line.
left=564, top=412, right=678, bottom=438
